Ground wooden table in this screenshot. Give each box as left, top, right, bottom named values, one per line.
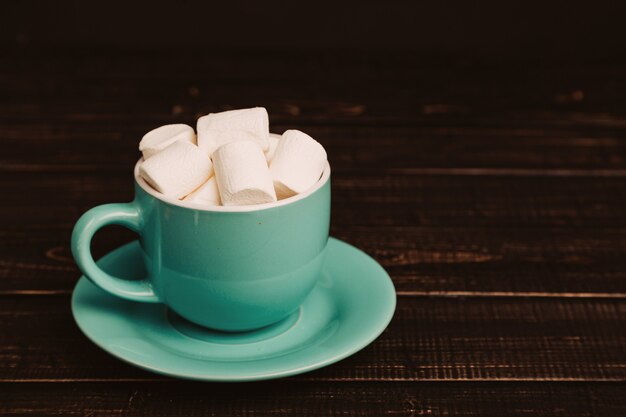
left=2, top=49, right=625, bottom=416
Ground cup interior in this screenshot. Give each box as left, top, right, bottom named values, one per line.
left=134, top=158, right=331, bottom=212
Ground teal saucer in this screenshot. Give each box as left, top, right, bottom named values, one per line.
left=71, top=237, right=396, bottom=381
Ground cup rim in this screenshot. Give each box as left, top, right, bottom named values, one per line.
left=134, top=158, right=331, bottom=212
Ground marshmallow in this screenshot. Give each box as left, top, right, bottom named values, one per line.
left=213, top=141, right=277, bottom=206
left=196, top=107, right=269, bottom=156
left=265, top=133, right=281, bottom=162
left=270, top=130, right=327, bottom=199
left=183, top=176, right=221, bottom=206
left=139, top=141, right=213, bottom=199
left=139, top=124, right=196, bottom=159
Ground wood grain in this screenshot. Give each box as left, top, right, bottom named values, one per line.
left=2, top=172, right=626, bottom=294
left=3, top=172, right=626, bottom=228
left=2, top=48, right=626, bottom=413
left=3, top=224, right=626, bottom=296
left=1, top=382, right=624, bottom=417
left=5, top=125, right=626, bottom=173
left=1, top=295, right=624, bottom=382
left=2, top=51, right=626, bottom=132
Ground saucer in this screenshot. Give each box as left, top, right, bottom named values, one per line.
left=71, top=238, right=396, bottom=381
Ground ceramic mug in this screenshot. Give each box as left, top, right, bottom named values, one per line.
left=71, top=160, right=331, bottom=331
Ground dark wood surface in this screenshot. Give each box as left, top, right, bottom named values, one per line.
left=1, top=48, right=626, bottom=415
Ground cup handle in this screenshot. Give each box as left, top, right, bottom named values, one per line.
left=71, top=202, right=160, bottom=303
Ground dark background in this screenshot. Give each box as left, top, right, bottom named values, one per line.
left=3, top=1, right=626, bottom=60
left=3, top=2, right=626, bottom=416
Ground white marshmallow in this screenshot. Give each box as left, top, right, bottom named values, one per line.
left=139, top=124, right=196, bottom=159
left=139, top=141, right=213, bottom=199
left=213, top=141, right=277, bottom=206
left=270, top=130, right=327, bottom=199
left=196, top=107, right=269, bottom=156
left=183, top=176, right=221, bottom=206
left=265, top=133, right=281, bottom=162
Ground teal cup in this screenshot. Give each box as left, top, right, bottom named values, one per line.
left=72, top=160, right=331, bottom=331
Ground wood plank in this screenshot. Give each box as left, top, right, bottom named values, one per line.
left=2, top=172, right=626, bottom=228
left=4, top=49, right=626, bottom=414
left=2, top=172, right=626, bottom=294
left=3, top=224, right=626, bottom=296
left=2, top=51, right=626, bottom=128
left=340, top=226, right=626, bottom=296
left=1, top=296, right=625, bottom=381
left=0, top=382, right=624, bottom=416
left=4, top=125, right=626, bottom=172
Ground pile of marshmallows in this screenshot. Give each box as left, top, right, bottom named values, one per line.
left=138, top=107, right=327, bottom=206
